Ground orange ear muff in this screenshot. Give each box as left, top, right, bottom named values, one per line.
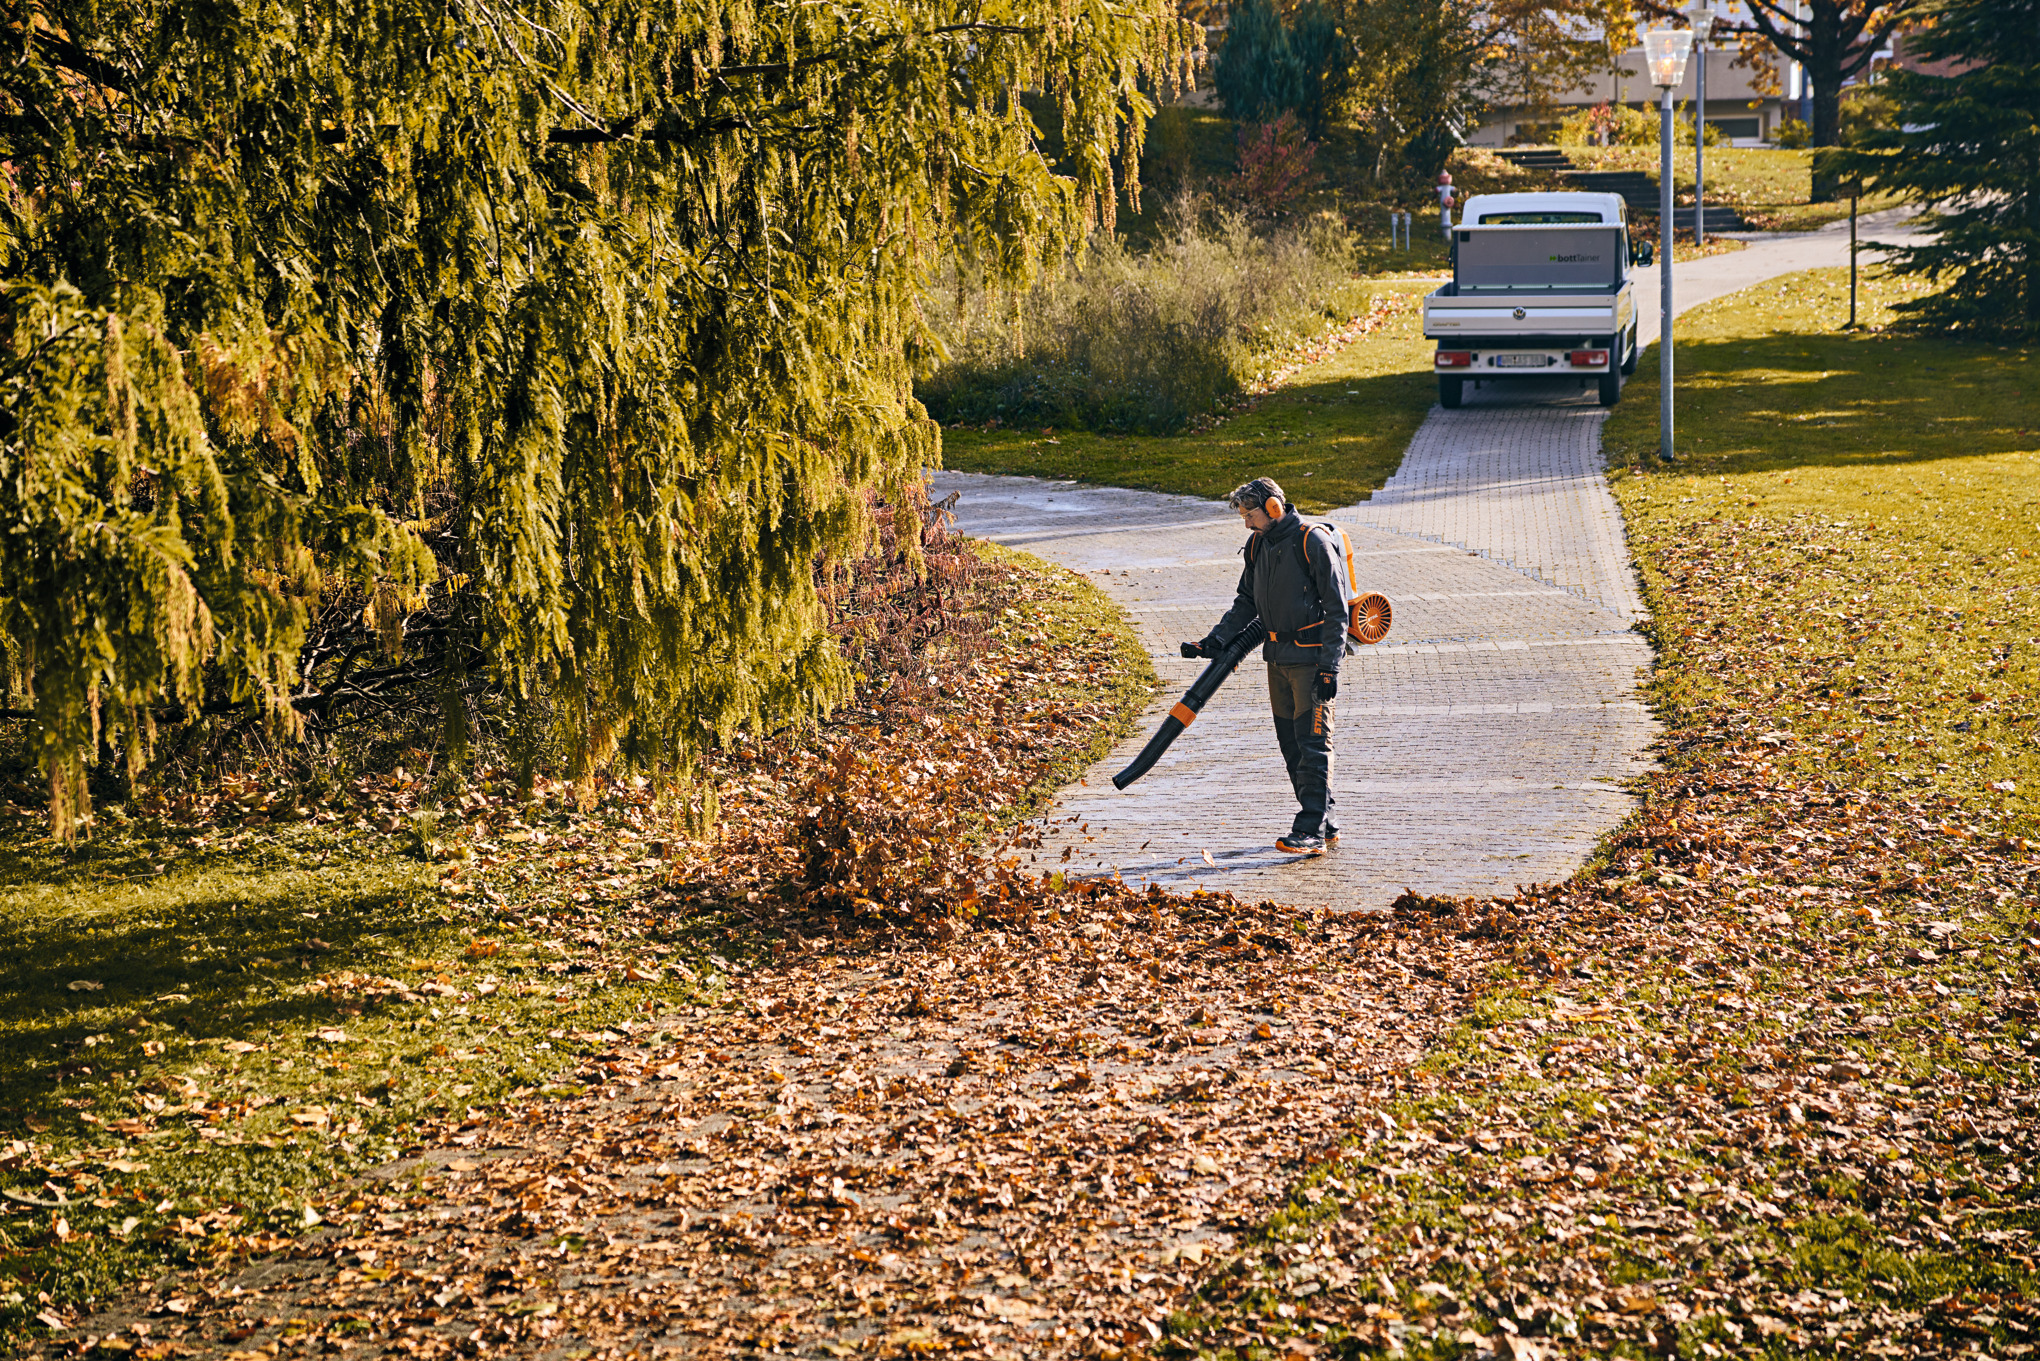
left=1265, top=497, right=1282, bottom=517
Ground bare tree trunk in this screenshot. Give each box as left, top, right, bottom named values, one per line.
left=1744, top=0, right=1918, bottom=202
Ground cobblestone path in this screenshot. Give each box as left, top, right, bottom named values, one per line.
left=931, top=379, right=1657, bottom=910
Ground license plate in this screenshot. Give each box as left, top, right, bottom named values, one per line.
left=1495, top=354, right=1550, bottom=368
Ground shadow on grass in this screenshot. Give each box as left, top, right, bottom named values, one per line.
left=0, top=819, right=714, bottom=1334
left=0, top=831, right=450, bottom=1324
left=0, top=837, right=433, bottom=1129
left=1606, top=328, right=2036, bottom=475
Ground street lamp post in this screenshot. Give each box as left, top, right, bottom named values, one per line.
left=1642, top=26, right=1694, bottom=463
left=1685, top=1, right=1716, bottom=247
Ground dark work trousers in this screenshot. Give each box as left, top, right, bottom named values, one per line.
left=1267, top=662, right=1335, bottom=838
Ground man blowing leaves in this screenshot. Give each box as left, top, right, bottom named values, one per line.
left=1183, top=477, right=1349, bottom=857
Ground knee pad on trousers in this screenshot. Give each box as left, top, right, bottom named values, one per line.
left=1273, top=715, right=1301, bottom=771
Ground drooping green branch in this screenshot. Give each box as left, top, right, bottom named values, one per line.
left=0, top=0, right=1198, bottom=836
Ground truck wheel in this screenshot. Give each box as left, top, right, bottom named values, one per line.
left=1439, top=377, right=1464, bottom=409
left=1598, top=371, right=1623, bottom=407
left=1620, top=326, right=1639, bottom=375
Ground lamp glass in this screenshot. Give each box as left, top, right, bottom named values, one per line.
left=1684, top=0, right=1716, bottom=41
left=1641, top=27, right=1694, bottom=88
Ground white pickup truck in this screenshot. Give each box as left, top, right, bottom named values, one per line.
left=1422, top=191, right=1650, bottom=409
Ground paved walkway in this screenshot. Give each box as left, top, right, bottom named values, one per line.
left=932, top=380, right=1655, bottom=909
left=932, top=219, right=1915, bottom=910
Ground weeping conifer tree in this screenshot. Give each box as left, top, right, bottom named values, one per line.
left=0, top=0, right=1197, bottom=837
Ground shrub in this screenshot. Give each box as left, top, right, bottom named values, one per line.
left=917, top=204, right=1356, bottom=434
left=1559, top=102, right=1718, bottom=147
left=1775, top=117, right=1812, bottom=149
left=1213, top=0, right=1342, bottom=136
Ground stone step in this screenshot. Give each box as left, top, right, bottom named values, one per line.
left=1467, top=162, right=1751, bottom=230
left=1496, top=147, right=1574, bottom=172
left=1560, top=170, right=1659, bottom=215
left=1563, top=170, right=1656, bottom=189
left=1673, top=205, right=1752, bottom=231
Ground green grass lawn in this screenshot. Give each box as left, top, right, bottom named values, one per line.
left=1606, top=266, right=2040, bottom=820
left=938, top=279, right=1440, bottom=515
left=1564, top=145, right=1908, bottom=231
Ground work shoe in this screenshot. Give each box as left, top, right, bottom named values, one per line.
left=1323, top=828, right=1340, bottom=849
left=1276, top=833, right=1327, bottom=857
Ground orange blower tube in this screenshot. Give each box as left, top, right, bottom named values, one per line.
left=1111, top=621, right=1264, bottom=791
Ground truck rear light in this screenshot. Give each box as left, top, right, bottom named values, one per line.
left=1568, top=349, right=1610, bottom=367
left=1435, top=351, right=1473, bottom=368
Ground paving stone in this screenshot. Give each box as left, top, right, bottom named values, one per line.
left=932, top=389, right=1661, bottom=910
left=1351, top=380, right=1644, bottom=621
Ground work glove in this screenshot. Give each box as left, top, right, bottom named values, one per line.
left=1315, top=671, right=1339, bottom=700
left=1180, top=637, right=1219, bottom=660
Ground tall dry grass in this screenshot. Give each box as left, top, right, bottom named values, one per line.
left=918, top=201, right=1358, bottom=433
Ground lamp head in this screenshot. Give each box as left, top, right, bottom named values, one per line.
left=1641, top=27, right=1695, bottom=89
left=1684, top=0, right=1717, bottom=42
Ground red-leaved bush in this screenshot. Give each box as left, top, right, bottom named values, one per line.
left=1233, top=111, right=1318, bottom=216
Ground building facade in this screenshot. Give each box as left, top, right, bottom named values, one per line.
left=1467, top=40, right=1801, bottom=148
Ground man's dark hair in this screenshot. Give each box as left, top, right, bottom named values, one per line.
left=1227, top=477, right=1286, bottom=513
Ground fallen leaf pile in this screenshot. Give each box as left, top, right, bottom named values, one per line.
left=47, top=886, right=1469, bottom=1359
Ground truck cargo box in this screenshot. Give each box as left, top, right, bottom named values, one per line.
left=1453, top=227, right=1625, bottom=291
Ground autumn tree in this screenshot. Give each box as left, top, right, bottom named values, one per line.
left=0, top=0, right=1197, bottom=837
left=1472, top=0, right=1639, bottom=129
left=1333, top=0, right=1484, bottom=188
left=1317, top=0, right=1636, bottom=191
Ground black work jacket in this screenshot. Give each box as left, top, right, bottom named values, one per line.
left=1211, top=511, right=1350, bottom=672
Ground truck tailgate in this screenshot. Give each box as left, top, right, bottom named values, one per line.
left=1423, top=289, right=1631, bottom=338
